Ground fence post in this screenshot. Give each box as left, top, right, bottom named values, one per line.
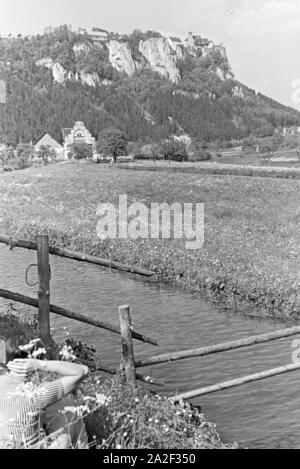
left=0, top=338, right=6, bottom=364
left=119, top=305, right=136, bottom=386
left=37, top=234, right=51, bottom=346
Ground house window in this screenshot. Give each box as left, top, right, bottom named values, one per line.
left=74, top=129, right=86, bottom=143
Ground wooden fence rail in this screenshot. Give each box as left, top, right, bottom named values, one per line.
left=0, top=235, right=155, bottom=277
left=0, top=288, right=158, bottom=346
left=78, top=357, right=163, bottom=387
left=135, top=326, right=300, bottom=368
left=171, top=362, right=300, bottom=401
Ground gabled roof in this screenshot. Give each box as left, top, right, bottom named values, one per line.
left=62, top=128, right=73, bottom=139
left=91, top=27, right=108, bottom=34
left=34, top=132, right=63, bottom=148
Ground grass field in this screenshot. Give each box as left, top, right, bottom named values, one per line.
left=121, top=160, right=300, bottom=179
left=0, top=161, right=299, bottom=320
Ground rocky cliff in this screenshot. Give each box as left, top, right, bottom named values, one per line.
left=35, top=30, right=233, bottom=87
left=2, top=26, right=299, bottom=146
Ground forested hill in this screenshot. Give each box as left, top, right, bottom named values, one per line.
left=0, top=25, right=299, bottom=146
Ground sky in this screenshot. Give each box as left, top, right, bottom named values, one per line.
left=1, top=0, right=300, bottom=109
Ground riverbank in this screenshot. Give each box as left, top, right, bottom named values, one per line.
left=0, top=310, right=234, bottom=449
left=0, top=162, right=299, bottom=320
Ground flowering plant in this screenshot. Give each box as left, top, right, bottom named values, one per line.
left=17, top=338, right=46, bottom=360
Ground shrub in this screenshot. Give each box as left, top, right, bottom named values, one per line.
left=69, top=142, right=93, bottom=160
left=78, top=374, right=235, bottom=449
left=160, top=138, right=188, bottom=162
left=137, top=143, right=164, bottom=161
left=188, top=150, right=212, bottom=162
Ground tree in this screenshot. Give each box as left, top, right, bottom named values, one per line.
left=16, top=143, right=34, bottom=169
left=37, top=145, right=57, bottom=165
left=160, top=137, right=188, bottom=162
left=69, top=142, right=93, bottom=160
left=97, top=128, right=128, bottom=163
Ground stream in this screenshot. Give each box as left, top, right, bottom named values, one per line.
left=0, top=245, right=299, bottom=448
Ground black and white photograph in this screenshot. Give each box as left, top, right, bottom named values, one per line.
left=0, top=0, right=299, bottom=452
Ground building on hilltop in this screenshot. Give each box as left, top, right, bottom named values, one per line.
left=88, top=27, right=109, bottom=44
left=62, top=121, right=96, bottom=159
left=34, top=132, right=64, bottom=159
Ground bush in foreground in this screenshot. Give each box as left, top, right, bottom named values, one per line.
left=77, top=373, right=236, bottom=449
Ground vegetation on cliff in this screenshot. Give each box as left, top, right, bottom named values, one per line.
left=0, top=26, right=299, bottom=146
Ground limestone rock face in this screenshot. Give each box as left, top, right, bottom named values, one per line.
left=139, top=37, right=181, bottom=83
left=80, top=71, right=100, bottom=87
left=36, top=57, right=54, bottom=69
left=73, top=42, right=90, bottom=58
left=35, top=31, right=234, bottom=88
left=52, top=63, right=67, bottom=84
left=108, top=40, right=136, bottom=76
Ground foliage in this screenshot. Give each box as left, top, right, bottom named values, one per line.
left=78, top=374, right=236, bottom=449
left=97, top=128, right=128, bottom=162
left=137, top=143, right=164, bottom=161
left=188, top=149, right=212, bottom=162
left=16, top=143, right=34, bottom=169
left=160, top=137, right=188, bottom=162
left=0, top=28, right=300, bottom=146
left=69, top=142, right=93, bottom=160
left=37, top=145, right=57, bottom=164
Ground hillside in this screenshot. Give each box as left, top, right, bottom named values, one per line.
left=0, top=25, right=300, bottom=145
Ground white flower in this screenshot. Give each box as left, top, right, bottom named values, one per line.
left=32, top=348, right=46, bottom=358
left=95, top=393, right=107, bottom=405
left=59, top=344, right=76, bottom=361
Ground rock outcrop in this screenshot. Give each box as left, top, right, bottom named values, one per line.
left=36, top=31, right=234, bottom=88
left=139, top=37, right=181, bottom=83
left=52, top=63, right=67, bottom=84
left=80, top=71, right=99, bottom=87
left=108, top=40, right=136, bottom=76
left=73, top=42, right=91, bottom=58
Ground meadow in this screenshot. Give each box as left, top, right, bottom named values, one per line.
left=0, top=161, right=299, bottom=320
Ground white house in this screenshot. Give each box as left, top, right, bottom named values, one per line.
left=34, top=132, right=64, bottom=159
left=62, top=121, right=96, bottom=159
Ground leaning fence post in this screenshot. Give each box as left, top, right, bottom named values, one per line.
left=37, top=234, right=51, bottom=346
left=119, top=305, right=136, bottom=386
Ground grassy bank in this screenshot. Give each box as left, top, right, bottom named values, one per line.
left=0, top=310, right=234, bottom=449
left=0, top=162, right=299, bottom=320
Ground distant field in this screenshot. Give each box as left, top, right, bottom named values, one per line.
left=121, top=160, right=300, bottom=179
left=0, top=162, right=299, bottom=320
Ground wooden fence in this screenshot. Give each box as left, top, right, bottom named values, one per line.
left=0, top=234, right=158, bottom=386
left=1, top=234, right=300, bottom=404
